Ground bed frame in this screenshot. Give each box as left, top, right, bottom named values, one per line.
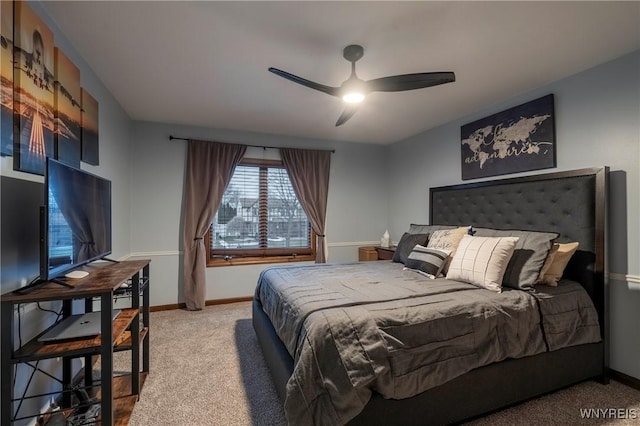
left=252, top=167, right=608, bottom=425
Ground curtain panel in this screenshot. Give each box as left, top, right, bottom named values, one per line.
left=281, top=148, right=331, bottom=263
left=182, top=140, right=246, bottom=310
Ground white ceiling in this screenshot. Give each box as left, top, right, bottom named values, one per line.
left=42, top=1, right=640, bottom=145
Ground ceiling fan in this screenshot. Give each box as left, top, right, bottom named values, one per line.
left=268, top=44, right=455, bottom=126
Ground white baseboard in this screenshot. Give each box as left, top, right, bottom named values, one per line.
left=609, top=272, right=640, bottom=284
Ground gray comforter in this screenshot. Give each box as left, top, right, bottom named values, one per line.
left=255, top=261, right=600, bottom=426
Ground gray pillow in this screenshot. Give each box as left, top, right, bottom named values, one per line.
left=408, top=224, right=455, bottom=235
left=473, top=228, right=559, bottom=290
left=392, top=233, right=430, bottom=264
left=404, top=245, right=451, bottom=279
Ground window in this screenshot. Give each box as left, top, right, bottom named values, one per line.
left=207, top=158, right=315, bottom=266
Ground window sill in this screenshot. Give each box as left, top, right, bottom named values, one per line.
left=207, top=254, right=315, bottom=267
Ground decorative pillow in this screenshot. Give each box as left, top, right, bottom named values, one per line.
left=537, top=242, right=580, bottom=286
left=392, top=233, right=429, bottom=264
left=404, top=245, right=451, bottom=279
left=472, top=228, right=559, bottom=290
left=426, top=227, right=469, bottom=273
left=446, top=235, right=519, bottom=292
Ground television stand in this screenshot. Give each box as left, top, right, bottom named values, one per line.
left=13, top=277, right=73, bottom=295
left=51, top=278, right=75, bottom=287
left=1, top=259, right=151, bottom=426
left=101, top=257, right=119, bottom=263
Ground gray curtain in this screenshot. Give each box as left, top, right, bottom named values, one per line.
left=281, top=148, right=331, bottom=263
left=183, top=140, right=246, bottom=310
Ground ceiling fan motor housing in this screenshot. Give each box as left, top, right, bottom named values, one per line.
left=343, top=44, right=364, bottom=63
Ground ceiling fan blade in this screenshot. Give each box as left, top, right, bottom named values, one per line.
left=268, top=67, right=340, bottom=97
left=335, top=104, right=359, bottom=127
left=366, top=72, right=455, bottom=93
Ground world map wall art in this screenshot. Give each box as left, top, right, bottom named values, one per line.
left=460, top=94, right=556, bottom=180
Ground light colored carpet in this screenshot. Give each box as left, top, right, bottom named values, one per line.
left=116, top=302, right=285, bottom=426
left=115, top=301, right=640, bottom=425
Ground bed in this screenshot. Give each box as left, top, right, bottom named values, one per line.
left=252, top=167, right=608, bottom=425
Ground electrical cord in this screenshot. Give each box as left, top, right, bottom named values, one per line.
left=11, top=298, right=63, bottom=422
left=12, top=275, right=43, bottom=413
left=37, top=302, right=61, bottom=316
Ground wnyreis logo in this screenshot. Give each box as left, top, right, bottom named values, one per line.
left=579, top=408, right=638, bottom=419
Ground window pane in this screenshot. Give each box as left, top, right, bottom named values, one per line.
left=267, top=167, right=309, bottom=248
left=212, top=165, right=260, bottom=249
left=211, top=163, right=310, bottom=252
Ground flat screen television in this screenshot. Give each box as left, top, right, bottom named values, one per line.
left=40, top=158, right=112, bottom=281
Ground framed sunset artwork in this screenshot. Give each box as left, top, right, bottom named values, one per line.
left=54, top=47, right=81, bottom=168
left=13, top=1, right=56, bottom=175
left=1, top=0, right=14, bottom=156
left=81, top=88, right=99, bottom=165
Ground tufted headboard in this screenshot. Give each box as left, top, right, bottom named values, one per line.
left=430, top=167, right=608, bottom=339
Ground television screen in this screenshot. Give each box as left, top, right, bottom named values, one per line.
left=41, top=158, right=112, bottom=280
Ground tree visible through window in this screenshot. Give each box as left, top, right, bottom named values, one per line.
left=207, top=159, right=315, bottom=266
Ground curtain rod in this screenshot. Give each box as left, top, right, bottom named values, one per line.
left=168, top=135, right=335, bottom=153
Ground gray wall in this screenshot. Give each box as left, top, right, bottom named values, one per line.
left=387, top=50, right=640, bottom=380
left=128, top=122, right=388, bottom=306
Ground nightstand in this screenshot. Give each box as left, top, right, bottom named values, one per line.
left=375, top=246, right=396, bottom=260
left=358, top=246, right=379, bottom=261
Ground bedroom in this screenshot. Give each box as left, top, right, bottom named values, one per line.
left=0, top=1, right=639, bottom=425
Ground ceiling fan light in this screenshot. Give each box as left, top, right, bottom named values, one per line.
left=342, top=92, right=365, bottom=103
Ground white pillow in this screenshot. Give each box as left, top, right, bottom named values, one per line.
left=426, top=227, right=469, bottom=274
left=446, top=235, right=519, bottom=292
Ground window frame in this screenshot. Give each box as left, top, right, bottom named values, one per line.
left=206, top=158, right=316, bottom=267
